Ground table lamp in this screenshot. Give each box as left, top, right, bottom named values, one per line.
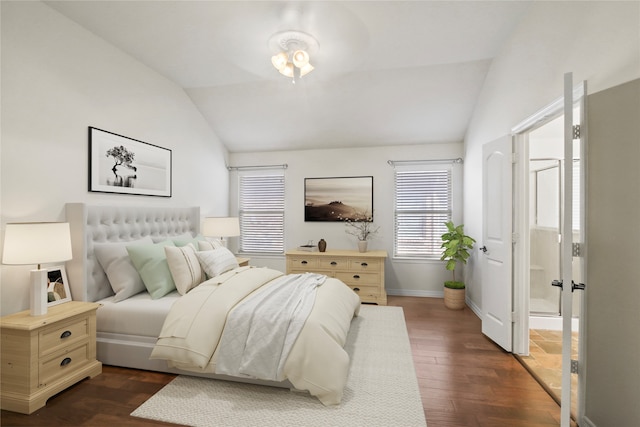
left=2, top=222, right=73, bottom=316
left=202, top=217, right=240, bottom=247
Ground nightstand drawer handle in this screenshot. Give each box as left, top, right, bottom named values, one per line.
left=60, top=330, right=72, bottom=339
left=330, top=261, right=337, bottom=265
left=353, top=287, right=360, bottom=292
left=353, top=275, right=360, bottom=279
left=60, top=357, right=72, bottom=367
left=301, top=261, right=308, bottom=265
left=361, top=262, right=368, bottom=267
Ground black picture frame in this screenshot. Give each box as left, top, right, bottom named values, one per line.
left=304, top=176, right=373, bottom=222
left=88, top=127, right=172, bottom=197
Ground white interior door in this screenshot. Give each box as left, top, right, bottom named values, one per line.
left=481, top=136, right=513, bottom=351
left=560, top=73, right=587, bottom=427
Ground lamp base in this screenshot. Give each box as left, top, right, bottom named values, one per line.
left=30, top=269, right=48, bottom=316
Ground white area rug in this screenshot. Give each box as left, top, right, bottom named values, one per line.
left=131, top=305, right=426, bottom=426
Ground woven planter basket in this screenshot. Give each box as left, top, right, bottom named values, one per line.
left=443, top=287, right=466, bottom=310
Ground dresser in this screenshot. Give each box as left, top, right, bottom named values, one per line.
left=0, top=301, right=102, bottom=414
left=286, top=250, right=387, bottom=305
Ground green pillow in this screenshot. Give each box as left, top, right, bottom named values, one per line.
left=172, top=233, right=204, bottom=247
left=127, top=240, right=177, bottom=299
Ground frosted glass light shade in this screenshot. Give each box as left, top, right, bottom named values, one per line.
left=202, top=217, right=240, bottom=238
left=271, top=52, right=288, bottom=71
left=292, top=50, right=309, bottom=68
left=279, top=62, right=295, bottom=78
left=2, top=222, right=72, bottom=266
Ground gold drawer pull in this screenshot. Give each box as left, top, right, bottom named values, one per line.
left=361, top=262, right=368, bottom=267
left=353, top=275, right=360, bottom=279
left=330, top=261, right=337, bottom=265
left=60, top=357, right=72, bottom=367
left=60, top=330, right=72, bottom=339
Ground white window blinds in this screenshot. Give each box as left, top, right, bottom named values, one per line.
left=394, top=168, right=452, bottom=258
left=239, top=174, right=285, bottom=254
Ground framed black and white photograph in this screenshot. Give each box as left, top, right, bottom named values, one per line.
left=304, top=176, right=373, bottom=222
left=89, top=127, right=172, bottom=197
left=47, top=265, right=71, bottom=307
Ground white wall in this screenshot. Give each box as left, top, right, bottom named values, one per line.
left=463, top=0, right=640, bottom=310
left=229, top=142, right=463, bottom=297
left=0, top=1, right=229, bottom=315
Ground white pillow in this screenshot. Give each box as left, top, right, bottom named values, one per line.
left=196, top=247, right=239, bottom=278
left=165, top=244, right=206, bottom=295
left=197, top=237, right=224, bottom=251
left=94, top=236, right=154, bottom=302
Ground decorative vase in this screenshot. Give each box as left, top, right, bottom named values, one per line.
left=318, top=238, right=327, bottom=252
left=357, top=240, right=368, bottom=253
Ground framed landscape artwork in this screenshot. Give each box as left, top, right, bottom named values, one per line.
left=304, top=176, right=373, bottom=222
left=89, top=127, right=172, bottom=197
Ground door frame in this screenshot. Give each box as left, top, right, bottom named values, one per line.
left=511, top=97, right=565, bottom=355
left=511, top=81, right=587, bottom=424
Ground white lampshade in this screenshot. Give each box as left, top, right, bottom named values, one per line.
left=202, top=217, right=240, bottom=238
left=3, top=222, right=72, bottom=266
left=2, top=222, right=73, bottom=316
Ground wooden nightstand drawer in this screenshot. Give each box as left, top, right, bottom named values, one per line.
left=1, top=301, right=102, bottom=414
left=39, top=343, right=89, bottom=387
left=39, top=317, right=89, bottom=358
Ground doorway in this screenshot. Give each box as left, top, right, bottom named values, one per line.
left=516, top=114, right=582, bottom=418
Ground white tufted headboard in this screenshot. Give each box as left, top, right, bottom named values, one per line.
left=65, top=203, right=200, bottom=302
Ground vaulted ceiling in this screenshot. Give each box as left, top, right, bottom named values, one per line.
left=45, top=1, right=532, bottom=152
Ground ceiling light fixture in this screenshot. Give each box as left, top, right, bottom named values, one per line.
left=269, top=30, right=319, bottom=83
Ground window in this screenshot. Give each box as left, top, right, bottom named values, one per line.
left=238, top=174, right=285, bottom=254
left=394, top=167, right=453, bottom=258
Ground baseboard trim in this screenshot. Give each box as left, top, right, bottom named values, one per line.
left=386, top=289, right=443, bottom=298
left=465, top=297, right=482, bottom=319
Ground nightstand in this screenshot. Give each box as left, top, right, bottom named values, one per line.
left=0, top=301, right=102, bottom=414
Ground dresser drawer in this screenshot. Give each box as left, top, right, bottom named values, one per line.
left=39, top=343, right=90, bottom=387
left=336, top=272, right=381, bottom=287
left=287, top=256, right=319, bottom=271
left=348, top=258, right=381, bottom=272
left=39, top=317, right=89, bottom=358
left=346, top=284, right=381, bottom=299
left=318, top=258, right=348, bottom=270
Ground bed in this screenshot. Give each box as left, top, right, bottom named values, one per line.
left=65, top=203, right=360, bottom=405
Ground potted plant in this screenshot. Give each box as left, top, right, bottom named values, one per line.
left=344, top=211, right=379, bottom=252
left=440, top=221, right=475, bottom=310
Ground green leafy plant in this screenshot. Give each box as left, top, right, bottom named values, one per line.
left=440, top=221, right=475, bottom=289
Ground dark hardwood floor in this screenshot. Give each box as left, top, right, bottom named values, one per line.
left=1, top=296, right=573, bottom=426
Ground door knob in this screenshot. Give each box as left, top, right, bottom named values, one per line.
left=552, top=279, right=563, bottom=289
left=479, top=246, right=488, bottom=253
left=571, top=281, right=586, bottom=292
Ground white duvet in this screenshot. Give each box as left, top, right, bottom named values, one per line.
left=150, top=266, right=361, bottom=405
